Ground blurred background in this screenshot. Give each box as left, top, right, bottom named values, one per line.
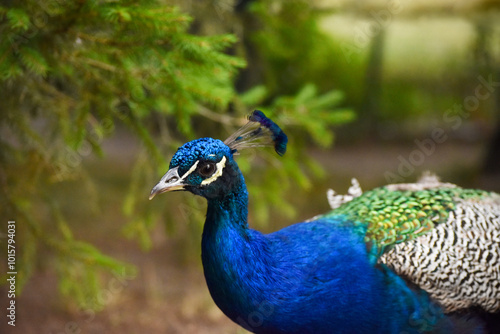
left=1, top=0, right=499, bottom=333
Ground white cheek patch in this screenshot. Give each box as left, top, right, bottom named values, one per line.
left=201, top=156, right=226, bottom=186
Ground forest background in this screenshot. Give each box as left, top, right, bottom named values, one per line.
left=1, top=0, right=499, bottom=333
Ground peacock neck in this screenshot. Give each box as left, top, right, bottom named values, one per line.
left=201, top=173, right=272, bottom=325
left=203, top=168, right=249, bottom=229
left=201, top=171, right=254, bottom=265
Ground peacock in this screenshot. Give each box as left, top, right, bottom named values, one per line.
left=149, top=110, right=500, bottom=334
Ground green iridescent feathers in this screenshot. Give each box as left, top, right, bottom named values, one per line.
left=323, top=184, right=495, bottom=255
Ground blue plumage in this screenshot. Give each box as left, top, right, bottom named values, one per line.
left=149, top=111, right=500, bottom=333
left=223, top=110, right=288, bottom=156
left=248, top=110, right=288, bottom=156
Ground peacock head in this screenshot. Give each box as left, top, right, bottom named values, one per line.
left=149, top=110, right=288, bottom=200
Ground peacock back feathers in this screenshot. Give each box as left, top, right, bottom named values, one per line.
left=324, top=173, right=500, bottom=314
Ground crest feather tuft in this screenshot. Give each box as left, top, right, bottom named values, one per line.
left=224, top=110, right=288, bottom=156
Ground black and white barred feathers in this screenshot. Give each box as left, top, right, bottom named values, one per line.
left=325, top=173, right=500, bottom=314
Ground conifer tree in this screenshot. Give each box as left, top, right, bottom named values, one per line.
left=0, top=0, right=352, bottom=308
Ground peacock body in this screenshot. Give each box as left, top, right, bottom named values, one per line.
left=326, top=175, right=500, bottom=314
left=150, top=111, right=500, bottom=333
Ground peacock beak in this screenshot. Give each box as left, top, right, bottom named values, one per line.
left=149, top=167, right=186, bottom=200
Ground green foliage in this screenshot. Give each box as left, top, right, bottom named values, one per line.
left=235, top=83, right=354, bottom=226
left=270, top=84, right=354, bottom=147
left=0, top=0, right=353, bottom=309
left=0, top=0, right=243, bottom=308
left=246, top=0, right=350, bottom=97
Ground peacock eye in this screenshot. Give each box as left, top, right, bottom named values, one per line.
left=198, top=162, right=216, bottom=177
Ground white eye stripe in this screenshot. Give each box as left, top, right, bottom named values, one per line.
left=201, top=156, right=226, bottom=185
left=179, top=156, right=226, bottom=186
left=180, top=160, right=199, bottom=180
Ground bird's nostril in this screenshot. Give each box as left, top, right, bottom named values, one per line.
left=166, top=176, right=179, bottom=183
